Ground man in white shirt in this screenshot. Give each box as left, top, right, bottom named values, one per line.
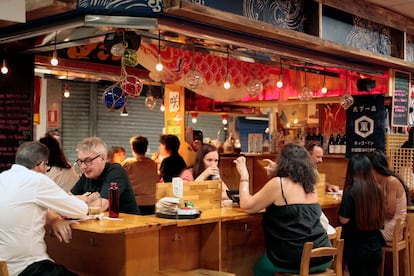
left=0, top=141, right=88, bottom=276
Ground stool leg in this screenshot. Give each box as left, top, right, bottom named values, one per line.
left=381, top=249, right=385, bottom=276
left=392, top=249, right=399, bottom=276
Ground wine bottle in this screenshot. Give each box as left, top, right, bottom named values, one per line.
left=328, top=134, right=335, bottom=154
left=109, top=182, right=120, bottom=218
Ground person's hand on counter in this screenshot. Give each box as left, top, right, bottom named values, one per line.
left=326, top=183, right=340, bottom=193
left=46, top=210, right=77, bottom=243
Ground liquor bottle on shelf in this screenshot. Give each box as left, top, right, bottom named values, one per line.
left=311, top=128, right=317, bottom=143
left=340, top=133, right=347, bottom=154
left=335, top=133, right=342, bottom=154
left=316, top=128, right=323, bottom=146
left=305, top=128, right=312, bottom=146
left=328, top=134, right=335, bottom=154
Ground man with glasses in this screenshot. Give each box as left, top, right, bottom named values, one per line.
left=0, top=141, right=88, bottom=276
left=71, top=137, right=139, bottom=215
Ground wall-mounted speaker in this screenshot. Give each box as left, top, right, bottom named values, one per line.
left=357, top=78, right=376, bottom=91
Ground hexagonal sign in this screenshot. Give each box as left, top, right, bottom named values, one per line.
left=355, top=115, right=374, bottom=138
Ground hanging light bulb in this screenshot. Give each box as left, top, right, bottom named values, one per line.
left=321, top=67, right=328, bottom=94
left=160, top=100, right=165, bottom=112
left=63, top=71, right=70, bottom=98
left=50, top=32, right=58, bottom=66
left=191, top=112, right=198, bottom=123
left=63, top=84, right=70, bottom=98
left=223, top=47, right=231, bottom=89
left=221, top=114, right=229, bottom=125
left=155, top=30, right=163, bottom=72
left=276, top=60, right=283, bottom=88
left=120, top=105, right=129, bottom=116
left=1, top=59, right=8, bottom=74
left=51, top=50, right=58, bottom=66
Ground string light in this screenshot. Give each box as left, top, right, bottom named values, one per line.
left=1, top=59, right=8, bottom=74
left=191, top=112, right=198, bottom=123
left=160, top=99, right=165, bottom=112
left=63, top=71, right=70, bottom=98
left=221, top=114, right=229, bottom=125
left=321, top=67, right=327, bottom=94
left=155, top=30, right=163, bottom=72
left=276, top=60, right=283, bottom=88
left=223, top=47, right=231, bottom=89
left=50, top=32, right=58, bottom=66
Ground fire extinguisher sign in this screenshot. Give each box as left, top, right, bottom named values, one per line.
left=47, top=109, right=58, bottom=128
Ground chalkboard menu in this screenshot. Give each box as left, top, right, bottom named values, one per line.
left=392, top=70, right=411, bottom=127
left=0, top=56, right=34, bottom=172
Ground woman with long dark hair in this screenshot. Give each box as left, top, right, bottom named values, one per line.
left=339, top=154, right=385, bottom=276
left=180, top=143, right=229, bottom=199
left=367, top=149, right=408, bottom=241
left=39, top=134, right=79, bottom=192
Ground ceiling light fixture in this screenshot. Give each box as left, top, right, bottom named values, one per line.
left=191, top=112, right=198, bottom=123
left=321, top=66, right=328, bottom=94
left=50, top=31, right=58, bottom=66
left=276, top=60, right=283, bottom=88
left=221, top=114, right=229, bottom=125
left=160, top=99, right=165, bottom=112
left=223, top=46, right=231, bottom=89
left=1, top=59, right=8, bottom=74
left=63, top=71, right=70, bottom=98
left=155, top=29, right=163, bottom=72
left=120, top=105, right=129, bottom=116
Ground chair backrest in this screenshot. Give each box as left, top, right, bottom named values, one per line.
left=330, top=226, right=342, bottom=247
left=0, top=260, right=8, bottom=276
left=299, top=239, right=344, bottom=276
left=392, top=218, right=408, bottom=245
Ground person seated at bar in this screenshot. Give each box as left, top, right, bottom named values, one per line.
left=305, top=143, right=340, bottom=192
left=107, top=146, right=126, bottom=164
left=233, top=143, right=332, bottom=275
left=263, top=143, right=339, bottom=193
left=158, top=134, right=187, bottom=183
left=0, top=141, right=88, bottom=276
left=367, top=149, right=409, bottom=241
left=123, top=136, right=160, bottom=215
left=339, top=154, right=385, bottom=276
left=180, top=143, right=230, bottom=199
left=39, top=133, right=79, bottom=193
left=71, top=137, right=140, bottom=215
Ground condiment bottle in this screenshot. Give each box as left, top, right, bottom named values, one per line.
left=109, top=182, right=120, bottom=218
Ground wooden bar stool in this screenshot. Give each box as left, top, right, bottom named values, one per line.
left=0, top=260, right=8, bottom=276
left=275, top=239, right=344, bottom=276
left=381, top=218, right=410, bottom=276
left=406, top=209, right=414, bottom=276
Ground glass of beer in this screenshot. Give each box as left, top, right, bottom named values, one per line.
left=88, top=197, right=102, bottom=215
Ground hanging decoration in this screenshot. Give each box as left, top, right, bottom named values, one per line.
left=103, top=84, right=127, bottom=111
left=247, top=54, right=263, bottom=96
left=299, top=66, right=313, bottom=102
left=340, top=71, right=354, bottom=110
left=184, top=45, right=203, bottom=89
left=145, top=84, right=157, bottom=110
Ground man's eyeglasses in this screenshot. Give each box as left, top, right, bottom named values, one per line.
left=75, top=154, right=101, bottom=167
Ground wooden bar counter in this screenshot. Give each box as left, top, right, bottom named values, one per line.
left=45, top=197, right=340, bottom=276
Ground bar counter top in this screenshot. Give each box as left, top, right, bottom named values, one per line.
left=70, top=196, right=341, bottom=234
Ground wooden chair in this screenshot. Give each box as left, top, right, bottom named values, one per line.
left=275, top=239, right=344, bottom=276
left=0, top=260, right=8, bottom=276
left=381, top=218, right=410, bottom=276
left=406, top=212, right=414, bottom=276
